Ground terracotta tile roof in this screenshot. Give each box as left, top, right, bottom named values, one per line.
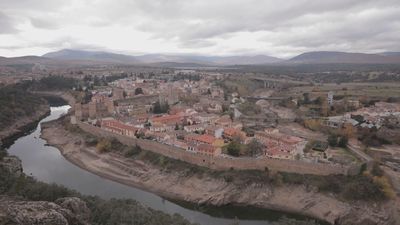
left=151, top=114, right=183, bottom=124
left=101, top=119, right=137, bottom=132
left=223, top=127, right=240, bottom=136
left=186, top=134, right=219, bottom=145
left=197, top=144, right=217, bottom=153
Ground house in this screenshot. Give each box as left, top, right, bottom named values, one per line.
left=152, top=132, right=172, bottom=143
left=265, top=147, right=294, bottom=160
left=184, top=124, right=205, bottom=133
left=170, top=139, right=188, bottom=149
left=215, top=115, right=232, bottom=127
left=101, top=118, right=138, bottom=137
left=193, top=113, right=219, bottom=124
left=115, top=95, right=158, bottom=115
left=254, top=129, right=306, bottom=159
left=149, top=123, right=176, bottom=132
left=223, top=127, right=246, bottom=142
left=150, top=114, right=184, bottom=125
left=205, top=125, right=224, bottom=138
left=197, top=144, right=221, bottom=156
left=324, top=115, right=359, bottom=128
left=207, top=103, right=223, bottom=113
left=185, top=134, right=225, bottom=148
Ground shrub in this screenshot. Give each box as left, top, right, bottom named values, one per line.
left=96, top=138, right=112, bottom=153
left=327, top=134, right=338, bottom=147
left=85, top=137, right=98, bottom=146
left=226, top=141, right=241, bottom=157
left=342, top=175, right=385, bottom=200
left=373, top=176, right=396, bottom=199
left=337, top=136, right=348, bottom=148
left=124, top=145, right=142, bottom=158
left=371, top=162, right=384, bottom=177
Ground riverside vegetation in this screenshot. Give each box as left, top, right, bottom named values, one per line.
left=0, top=142, right=320, bottom=225
left=0, top=82, right=46, bottom=131
left=0, top=136, right=197, bottom=225
left=0, top=77, right=194, bottom=225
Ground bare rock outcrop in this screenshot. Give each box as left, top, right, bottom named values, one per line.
left=55, top=197, right=91, bottom=223
left=0, top=196, right=90, bottom=225
left=335, top=202, right=397, bottom=225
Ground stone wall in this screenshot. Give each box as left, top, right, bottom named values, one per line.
left=77, top=122, right=359, bottom=176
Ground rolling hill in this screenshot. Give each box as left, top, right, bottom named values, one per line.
left=42, top=49, right=283, bottom=65
left=289, top=51, right=400, bottom=64
left=43, top=49, right=138, bottom=64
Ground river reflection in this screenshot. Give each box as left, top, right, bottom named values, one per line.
left=6, top=105, right=319, bottom=225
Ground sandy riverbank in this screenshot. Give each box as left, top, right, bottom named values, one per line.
left=41, top=119, right=399, bottom=225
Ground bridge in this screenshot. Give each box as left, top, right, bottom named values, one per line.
left=244, top=96, right=289, bottom=101
left=246, top=76, right=309, bottom=89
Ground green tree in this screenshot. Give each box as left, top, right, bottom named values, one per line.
left=152, top=100, right=169, bottom=114
left=327, top=134, right=338, bottom=147
left=227, top=141, right=241, bottom=157
left=246, top=139, right=264, bottom=157
left=303, top=92, right=310, bottom=104
left=338, top=136, right=348, bottom=148
left=135, top=88, right=144, bottom=95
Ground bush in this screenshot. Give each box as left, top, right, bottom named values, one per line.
left=342, top=175, right=385, bottom=200
left=327, top=134, right=338, bottom=147
left=0, top=166, right=195, bottom=225
left=96, top=138, right=112, bottom=153
left=337, top=136, right=348, bottom=148
left=0, top=83, right=45, bottom=130
left=373, top=176, right=396, bottom=199
left=85, top=137, right=98, bottom=146
left=226, top=141, right=241, bottom=157
left=124, top=145, right=142, bottom=158
left=371, top=162, right=384, bottom=177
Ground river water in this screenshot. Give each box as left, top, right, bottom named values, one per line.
left=6, top=106, right=317, bottom=225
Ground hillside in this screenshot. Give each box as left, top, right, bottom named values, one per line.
left=43, top=49, right=138, bottom=64
left=289, top=51, right=400, bottom=64
left=0, top=55, right=56, bottom=65
left=43, top=49, right=283, bottom=65
left=380, top=52, right=400, bottom=57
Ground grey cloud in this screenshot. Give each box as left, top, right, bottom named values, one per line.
left=0, top=11, right=18, bottom=34
left=1, top=0, right=400, bottom=56
left=178, top=39, right=216, bottom=49
left=30, top=17, right=59, bottom=29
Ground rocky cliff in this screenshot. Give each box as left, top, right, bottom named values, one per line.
left=0, top=196, right=91, bottom=225
left=0, top=155, right=91, bottom=225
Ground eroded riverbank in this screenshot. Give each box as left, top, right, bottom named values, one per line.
left=41, top=117, right=400, bottom=225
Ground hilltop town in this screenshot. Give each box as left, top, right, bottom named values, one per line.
left=61, top=67, right=399, bottom=180
left=1, top=60, right=400, bottom=225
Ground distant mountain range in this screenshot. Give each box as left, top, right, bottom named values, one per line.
left=43, top=49, right=138, bottom=64
left=42, top=49, right=283, bottom=65
left=289, top=51, right=400, bottom=64
left=1, top=49, right=400, bottom=66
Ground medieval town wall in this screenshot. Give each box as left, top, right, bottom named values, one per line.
left=77, top=121, right=360, bottom=176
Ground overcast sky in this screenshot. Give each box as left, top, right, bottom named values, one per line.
left=0, top=0, right=399, bottom=58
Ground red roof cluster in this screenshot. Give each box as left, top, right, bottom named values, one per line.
left=151, top=114, right=184, bottom=124
left=101, top=119, right=137, bottom=132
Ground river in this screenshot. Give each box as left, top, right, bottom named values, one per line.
left=6, top=105, right=318, bottom=225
